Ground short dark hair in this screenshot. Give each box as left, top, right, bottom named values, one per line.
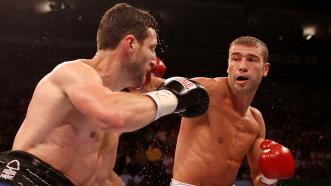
left=96, top=3, right=158, bottom=50
left=230, top=36, right=269, bottom=63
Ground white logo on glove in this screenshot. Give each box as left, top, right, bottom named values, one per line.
left=0, top=160, right=20, bottom=180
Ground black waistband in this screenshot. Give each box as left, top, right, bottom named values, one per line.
left=0, top=150, right=75, bottom=185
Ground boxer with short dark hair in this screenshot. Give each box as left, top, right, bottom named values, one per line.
left=0, top=3, right=209, bottom=186
left=171, top=36, right=295, bottom=186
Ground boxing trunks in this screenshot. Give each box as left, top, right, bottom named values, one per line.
left=0, top=150, right=75, bottom=186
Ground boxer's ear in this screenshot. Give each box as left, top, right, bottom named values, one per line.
left=123, top=35, right=136, bottom=52
left=263, top=62, right=270, bottom=77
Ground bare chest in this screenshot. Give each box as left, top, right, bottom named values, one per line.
left=55, top=112, right=119, bottom=184
left=175, top=116, right=258, bottom=184
left=208, top=107, right=258, bottom=161
left=65, top=131, right=119, bottom=185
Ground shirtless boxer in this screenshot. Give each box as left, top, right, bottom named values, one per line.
left=0, top=3, right=209, bottom=186
left=171, top=36, right=295, bottom=186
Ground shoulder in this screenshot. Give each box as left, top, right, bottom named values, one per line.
left=250, top=106, right=262, bottom=117
left=191, top=77, right=229, bottom=97
left=49, top=60, right=102, bottom=85
left=52, top=60, right=96, bottom=77
left=249, top=106, right=264, bottom=125
left=191, top=76, right=227, bottom=88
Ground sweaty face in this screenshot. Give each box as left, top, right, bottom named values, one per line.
left=227, top=44, right=269, bottom=94
left=129, top=28, right=158, bottom=87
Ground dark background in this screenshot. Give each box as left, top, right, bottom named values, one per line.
left=0, top=0, right=330, bottom=185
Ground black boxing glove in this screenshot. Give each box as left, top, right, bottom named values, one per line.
left=146, top=77, right=209, bottom=119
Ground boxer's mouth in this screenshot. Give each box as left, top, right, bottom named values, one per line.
left=237, top=76, right=248, bottom=81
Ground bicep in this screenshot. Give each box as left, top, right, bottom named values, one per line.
left=64, top=80, right=157, bottom=131
left=50, top=63, right=157, bottom=131
left=65, top=83, right=112, bottom=119
left=50, top=64, right=115, bottom=126
left=51, top=65, right=107, bottom=119
left=248, top=109, right=267, bottom=182
left=64, top=83, right=143, bottom=130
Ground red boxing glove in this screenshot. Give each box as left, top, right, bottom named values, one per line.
left=258, top=139, right=295, bottom=185
left=144, top=57, right=167, bottom=85
left=153, top=57, right=167, bottom=77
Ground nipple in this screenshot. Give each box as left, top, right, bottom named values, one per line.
left=218, top=137, right=224, bottom=143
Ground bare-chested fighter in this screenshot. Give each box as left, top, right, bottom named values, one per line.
left=171, top=36, right=295, bottom=186
left=0, top=3, right=209, bottom=186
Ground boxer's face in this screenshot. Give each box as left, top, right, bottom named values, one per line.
left=227, top=44, right=269, bottom=94
left=130, top=28, right=158, bottom=87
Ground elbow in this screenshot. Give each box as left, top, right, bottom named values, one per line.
left=93, top=110, right=126, bottom=132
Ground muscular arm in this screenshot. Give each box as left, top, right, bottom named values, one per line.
left=247, top=108, right=276, bottom=186
left=96, top=170, right=124, bottom=186
left=67, top=85, right=157, bottom=132
left=51, top=62, right=158, bottom=133
left=106, top=171, right=124, bottom=186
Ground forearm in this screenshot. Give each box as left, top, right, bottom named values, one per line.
left=104, top=171, right=124, bottom=186
left=78, top=77, right=207, bottom=132
left=67, top=84, right=159, bottom=132
left=104, top=93, right=160, bottom=133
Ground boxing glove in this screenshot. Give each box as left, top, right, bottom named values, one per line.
left=146, top=77, right=209, bottom=119
left=144, top=57, right=167, bottom=85
left=152, top=57, right=167, bottom=77
left=258, top=139, right=295, bottom=185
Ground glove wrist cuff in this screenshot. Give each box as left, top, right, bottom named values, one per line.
left=260, top=174, right=278, bottom=185
left=145, top=90, right=178, bottom=120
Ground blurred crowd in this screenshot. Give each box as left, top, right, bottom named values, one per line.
left=0, top=80, right=330, bottom=185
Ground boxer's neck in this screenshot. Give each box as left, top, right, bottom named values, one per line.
left=90, top=50, right=129, bottom=91
left=229, top=86, right=256, bottom=116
